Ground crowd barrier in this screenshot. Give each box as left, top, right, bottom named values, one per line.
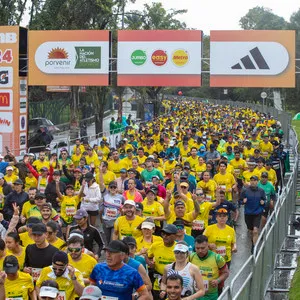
left=216, top=108, right=298, bottom=299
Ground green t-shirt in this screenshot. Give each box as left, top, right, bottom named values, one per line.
left=258, top=181, right=276, bottom=203
left=141, top=168, right=164, bottom=184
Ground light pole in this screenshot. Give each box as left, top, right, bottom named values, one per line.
left=261, top=92, right=267, bottom=114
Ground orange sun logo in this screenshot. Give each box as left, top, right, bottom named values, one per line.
left=48, top=48, right=69, bottom=59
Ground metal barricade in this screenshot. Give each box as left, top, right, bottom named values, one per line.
left=218, top=127, right=298, bottom=299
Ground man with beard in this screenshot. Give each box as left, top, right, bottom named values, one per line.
left=32, top=151, right=50, bottom=172
left=21, top=187, right=37, bottom=221
left=67, top=235, right=97, bottom=285
left=27, top=192, right=59, bottom=221
left=113, top=200, right=144, bottom=240
left=36, top=251, right=84, bottom=299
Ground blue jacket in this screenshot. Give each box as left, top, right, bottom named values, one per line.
left=240, top=186, right=266, bottom=215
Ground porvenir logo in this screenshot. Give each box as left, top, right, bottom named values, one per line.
left=131, top=50, right=147, bottom=66
left=45, top=47, right=70, bottom=66
left=172, top=49, right=189, bottom=67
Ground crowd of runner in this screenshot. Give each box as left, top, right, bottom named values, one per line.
left=0, top=100, right=290, bottom=300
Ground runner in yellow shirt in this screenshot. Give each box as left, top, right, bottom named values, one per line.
left=56, top=181, right=84, bottom=235
left=147, top=224, right=177, bottom=298
left=113, top=200, right=144, bottom=240
left=204, top=208, right=237, bottom=266
left=214, top=162, right=236, bottom=201
left=3, top=255, right=35, bottom=300
left=36, top=251, right=85, bottom=300
left=67, top=235, right=97, bottom=285
left=5, top=232, right=26, bottom=270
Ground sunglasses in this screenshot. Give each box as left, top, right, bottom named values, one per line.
left=181, top=186, right=188, bottom=189
left=52, top=265, right=66, bottom=272
left=161, top=232, right=173, bottom=236
left=196, top=193, right=204, bottom=196
left=174, top=250, right=187, bottom=255
left=68, top=247, right=82, bottom=253
left=176, top=226, right=184, bottom=230
left=109, top=186, right=117, bottom=189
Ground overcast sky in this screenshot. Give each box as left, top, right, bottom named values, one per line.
left=127, top=0, right=300, bottom=35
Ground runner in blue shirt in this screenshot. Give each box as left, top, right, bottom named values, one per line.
left=89, top=240, right=149, bottom=300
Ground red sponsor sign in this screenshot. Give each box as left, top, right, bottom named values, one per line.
left=0, top=92, right=10, bottom=106
left=151, top=50, right=168, bottom=66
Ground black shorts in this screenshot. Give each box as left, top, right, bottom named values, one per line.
left=87, top=210, right=99, bottom=216
left=262, top=204, right=270, bottom=218
left=244, top=214, right=261, bottom=230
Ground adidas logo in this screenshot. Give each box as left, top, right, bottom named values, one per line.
left=231, top=47, right=270, bottom=70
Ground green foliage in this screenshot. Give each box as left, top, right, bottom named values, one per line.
left=239, top=6, right=288, bottom=30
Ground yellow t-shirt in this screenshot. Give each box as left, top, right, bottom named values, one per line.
left=195, top=163, right=207, bottom=181
left=101, top=170, right=116, bottom=187
left=242, top=169, right=261, bottom=184
left=108, top=159, right=129, bottom=177
left=213, top=173, right=236, bottom=201
left=4, top=174, right=19, bottom=185
left=24, top=176, right=38, bottom=191
left=19, top=232, right=34, bottom=248
left=259, top=141, right=273, bottom=156
left=50, top=237, right=65, bottom=250
left=60, top=195, right=80, bottom=224
left=230, top=158, right=247, bottom=178
left=193, top=201, right=214, bottom=230
left=141, top=200, right=164, bottom=227
left=166, top=211, right=195, bottom=235
left=163, top=161, right=177, bottom=174
left=32, top=160, right=50, bottom=172
left=27, top=206, right=58, bottom=221
left=243, top=148, right=255, bottom=160
left=71, top=153, right=82, bottom=167
left=204, top=224, right=236, bottom=262
left=21, top=201, right=36, bottom=219
left=68, top=253, right=97, bottom=280
left=7, top=247, right=26, bottom=270
left=122, top=157, right=134, bottom=168
left=5, top=271, right=34, bottom=300
left=148, top=241, right=176, bottom=290
left=265, top=168, right=277, bottom=186
left=186, top=156, right=199, bottom=170
left=114, top=215, right=144, bottom=240
left=36, top=266, right=84, bottom=300
left=197, top=180, right=217, bottom=201
left=86, top=154, right=100, bottom=167
left=136, top=235, right=163, bottom=253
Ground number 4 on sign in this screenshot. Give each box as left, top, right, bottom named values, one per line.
left=0, top=49, right=13, bottom=63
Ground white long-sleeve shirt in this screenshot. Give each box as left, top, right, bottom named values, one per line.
left=81, top=182, right=102, bottom=212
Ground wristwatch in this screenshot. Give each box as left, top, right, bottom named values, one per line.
left=71, top=276, right=77, bottom=280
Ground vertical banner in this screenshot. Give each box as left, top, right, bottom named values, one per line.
left=210, top=30, right=295, bottom=87
left=0, top=26, right=27, bottom=155
left=117, top=30, right=202, bottom=86
left=28, top=30, right=110, bottom=86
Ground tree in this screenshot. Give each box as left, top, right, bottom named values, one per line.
left=239, top=6, right=288, bottom=30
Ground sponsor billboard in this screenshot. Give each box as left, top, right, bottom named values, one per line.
left=117, top=30, right=202, bottom=86
left=210, top=30, right=295, bottom=87
left=0, top=26, right=26, bottom=154
left=28, top=30, right=110, bottom=86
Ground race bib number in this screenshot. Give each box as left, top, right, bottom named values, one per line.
left=65, top=206, right=76, bottom=216
left=105, top=207, right=118, bottom=218
left=57, top=291, right=66, bottom=300
left=6, top=298, right=23, bottom=300
left=32, top=267, right=42, bottom=282
left=192, top=220, right=204, bottom=231
left=102, top=296, right=118, bottom=300
left=203, top=279, right=209, bottom=292
left=216, top=246, right=226, bottom=256
left=234, top=168, right=240, bottom=174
